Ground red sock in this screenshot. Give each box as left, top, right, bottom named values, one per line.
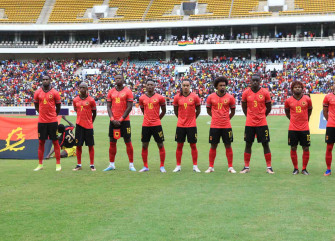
left=125, top=142, right=134, bottom=163
left=190, top=143, right=198, bottom=165
left=244, top=152, right=251, bottom=167
left=209, top=148, right=216, bottom=167
left=290, top=150, right=298, bottom=169
left=52, top=140, right=61, bottom=165
left=264, top=153, right=272, bottom=167
left=326, top=143, right=333, bottom=170
left=76, top=146, right=82, bottom=165
left=302, top=151, right=310, bottom=170
left=109, top=142, right=117, bottom=163
left=226, top=147, right=233, bottom=168
left=176, top=143, right=184, bottom=165
left=38, top=140, right=45, bottom=164
left=159, top=146, right=165, bottom=167
left=89, top=146, right=94, bottom=166
left=142, top=147, right=148, bottom=168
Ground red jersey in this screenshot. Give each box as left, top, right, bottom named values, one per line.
left=242, top=87, right=271, bottom=127
left=206, top=92, right=236, bottom=128
left=33, top=88, right=61, bottom=123
left=285, top=95, right=312, bottom=131
left=139, top=93, right=166, bottom=127
left=323, top=93, right=335, bottom=127
left=73, top=96, right=96, bottom=129
left=107, top=87, right=133, bottom=121
left=173, top=92, right=201, bottom=128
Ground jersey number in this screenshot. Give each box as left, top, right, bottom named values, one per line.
left=218, top=103, right=223, bottom=110
left=296, top=106, right=301, bottom=113
left=148, top=103, right=153, bottom=109
left=127, top=128, right=131, bottom=134
left=80, top=106, right=83, bottom=111
left=65, top=131, right=75, bottom=143
left=253, top=100, right=258, bottom=107
left=115, top=97, right=120, bottom=103
left=184, top=103, right=187, bottom=109
left=307, top=135, right=311, bottom=141
left=265, top=130, right=269, bottom=137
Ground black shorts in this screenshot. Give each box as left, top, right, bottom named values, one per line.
left=288, top=130, right=310, bottom=147
left=175, top=127, right=197, bottom=143
left=326, top=127, right=335, bottom=143
left=142, top=125, right=165, bottom=143
left=75, top=124, right=94, bottom=146
left=244, top=126, right=270, bottom=143
left=209, top=128, right=233, bottom=144
left=38, top=122, right=58, bottom=141
left=109, top=120, right=131, bottom=140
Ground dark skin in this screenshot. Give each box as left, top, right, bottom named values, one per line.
left=74, top=83, right=97, bottom=123
left=107, top=75, right=133, bottom=143
left=34, top=76, right=61, bottom=116
left=323, top=84, right=335, bottom=122
left=285, top=85, right=312, bottom=152
left=242, top=77, right=272, bottom=154
left=207, top=81, right=235, bottom=150
left=140, top=80, right=166, bottom=150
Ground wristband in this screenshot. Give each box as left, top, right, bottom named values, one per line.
left=119, top=117, right=124, bottom=122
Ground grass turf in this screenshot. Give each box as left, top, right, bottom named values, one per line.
left=1, top=115, right=335, bottom=241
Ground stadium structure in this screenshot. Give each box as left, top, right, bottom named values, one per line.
left=0, top=0, right=333, bottom=61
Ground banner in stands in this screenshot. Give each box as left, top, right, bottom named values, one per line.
left=0, top=105, right=285, bottom=116
left=0, top=117, right=56, bottom=159
left=310, top=94, right=326, bottom=134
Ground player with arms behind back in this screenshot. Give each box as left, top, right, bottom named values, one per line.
left=72, top=82, right=97, bottom=171
left=205, top=76, right=236, bottom=173
left=33, top=74, right=62, bottom=171
left=103, top=74, right=135, bottom=172
left=323, top=83, right=335, bottom=176
left=240, top=74, right=274, bottom=174
left=138, top=79, right=167, bottom=173
left=285, top=81, right=313, bottom=175
left=173, top=79, right=201, bottom=173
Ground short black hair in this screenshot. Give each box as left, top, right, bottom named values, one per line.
left=214, top=76, right=228, bottom=88
left=146, top=79, right=155, bottom=84
left=58, top=124, right=65, bottom=133
left=251, top=74, right=261, bottom=81
left=40, top=74, right=51, bottom=81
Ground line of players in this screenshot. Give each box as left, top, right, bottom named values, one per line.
left=32, top=74, right=335, bottom=176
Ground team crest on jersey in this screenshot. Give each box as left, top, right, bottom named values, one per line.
left=189, top=98, right=193, bottom=102
left=153, top=99, right=157, bottom=102
left=302, top=101, right=306, bottom=106
left=224, top=99, right=228, bottom=104
left=259, top=95, right=263, bottom=99
left=86, top=102, right=89, bottom=106
left=49, top=94, right=53, bottom=99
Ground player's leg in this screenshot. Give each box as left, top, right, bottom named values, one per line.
left=187, top=127, right=200, bottom=173
left=122, top=121, right=135, bottom=171
left=206, top=128, right=219, bottom=173
left=174, top=127, right=186, bottom=172
left=224, top=128, right=235, bottom=173
left=301, top=131, right=311, bottom=175
left=34, top=123, right=47, bottom=171
left=262, top=142, right=274, bottom=174
left=140, top=126, right=150, bottom=172
left=257, top=126, right=273, bottom=174
left=152, top=126, right=166, bottom=172
left=324, top=127, right=334, bottom=176
left=49, top=122, right=61, bottom=171
left=289, top=130, right=299, bottom=174
left=74, top=124, right=84, bottom=171
left=241, top=126, right=254, bottom=173
left=104, top=121, right=117, bottom=171
left=86, top=128, right=95, bottom=171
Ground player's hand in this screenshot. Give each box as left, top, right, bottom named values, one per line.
left=111, top=120, right=121, bottom=127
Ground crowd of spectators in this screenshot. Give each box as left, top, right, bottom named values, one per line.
left=1, top=55, right=335, bottom=107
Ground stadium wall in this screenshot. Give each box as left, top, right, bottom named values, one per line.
left=0, top=106, right=285, bottom=116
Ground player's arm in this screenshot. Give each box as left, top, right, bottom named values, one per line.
left=56, top=103, right=61, bottom=116
left=241, top=101, right=247, bottom=116
left=107, top=101, right=113, bottom=118
left=308, top=108, right=312, bottom=121
left=195, top=105, right=201, bottom=118
left=92, top=109, right=97, bottom=123
left=265, top=102, right=272, bottom=116
left=120, top=101, right=133, bottom=121
left=174, top=105, right=178, bottom=117
left=159, top=105, right=166, bottom=120
left=307, top=97, right=313, bottom=121
left=62, top=116, right=74, bottom=127
left=34, top=102, right=39, bottom=113
left=206, top=107, right=212, bottom=117
left=323, top=106, right=329, bottom=121
left=229, top=108, right=235, bottom=119
left=140, top=107, right=145, bottom=114
left=285, top=108, right=290, bottom=120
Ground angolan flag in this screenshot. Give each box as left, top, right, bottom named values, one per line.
left=0, top=117, right=58, bottom=159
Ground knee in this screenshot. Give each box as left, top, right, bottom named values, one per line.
left=303, top=146, right=309, bottom=152
left=291, top=146, right=297, bottom=151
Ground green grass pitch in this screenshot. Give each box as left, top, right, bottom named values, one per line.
left=1, top=115, right=335, bottom=241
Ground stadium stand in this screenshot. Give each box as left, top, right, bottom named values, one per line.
left=48, top=0, right=104, bottom=23
left=280, top=0, right=335, bottom=16
left=231, top=0, right=272, bottom=17
left=100, top=0, right=151, bottom=22
left=189, top=0, right=232, bottom=20
left=0, top=0, right=45, bottom=23
left=144, top=0, right=184, bottom=21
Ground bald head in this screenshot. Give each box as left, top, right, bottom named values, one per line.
left=79, top=82, right=88, bottom=88
left=79, top=82, right=88, bottom=97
